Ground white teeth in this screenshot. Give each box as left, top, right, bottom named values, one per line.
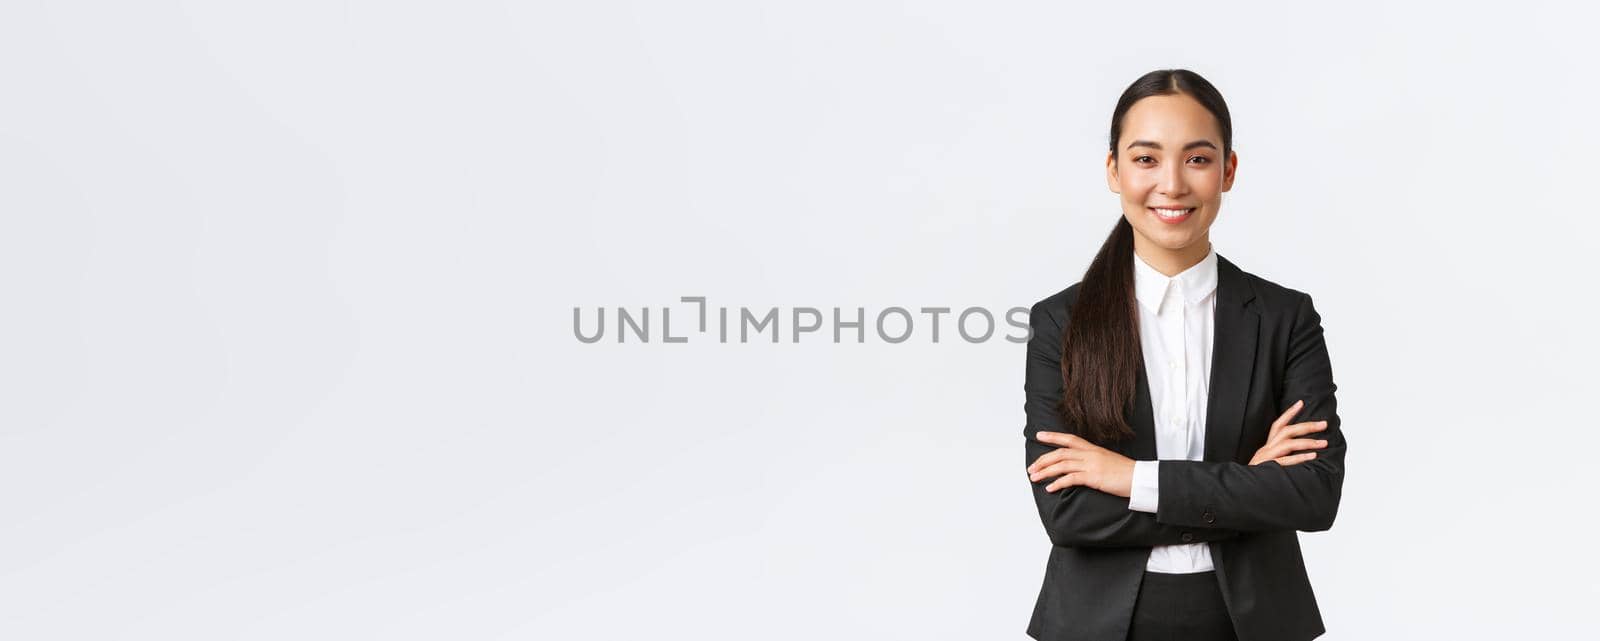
left=1151, top=207, right=1193, bottom=219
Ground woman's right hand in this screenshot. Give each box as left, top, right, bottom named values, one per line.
left=1249, top=399, right=1329, bottom=466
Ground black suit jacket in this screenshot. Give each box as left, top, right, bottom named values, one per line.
left=1023, top=253, right=1345, bottom=641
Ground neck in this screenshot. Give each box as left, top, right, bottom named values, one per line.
left=1132, top=233, right=1212, bottom=277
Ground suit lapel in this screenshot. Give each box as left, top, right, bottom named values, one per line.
left=1125, top=253, right=1259, bottom=463
left=1204, top=254, right=1259, bottom=463
left=1128, top=364, right=1158, bottom=460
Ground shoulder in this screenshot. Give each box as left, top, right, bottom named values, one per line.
left=1028, top=282, right=1081, bottom=330
left=1225, top=256, right=1324, bottom=326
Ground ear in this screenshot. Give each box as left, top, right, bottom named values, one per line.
left=1105, top=151, right=1120, bottom=194
left=1221, top=150, right=1239, bottom=192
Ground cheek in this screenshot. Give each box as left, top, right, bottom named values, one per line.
left=1118, top=176, right=1155, bottom=199
left=1192, top=169, right=1226, bottom=194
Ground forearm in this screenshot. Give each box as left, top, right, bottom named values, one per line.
left=1027, top=439, right=1242, bottom=547
left=1153, top=454, right=1344, bottom=532
left=1143, top=291, right=1348, bottom=533
left=1030, top=481, right=1243, bottom=548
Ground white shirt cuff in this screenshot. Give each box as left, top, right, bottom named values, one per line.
left=1128, top=460, right=1159, bottom=513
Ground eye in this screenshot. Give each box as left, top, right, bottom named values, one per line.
left=1134, top=155, right=1155, bottom=164
left=1188, top=156, right=1211, bottom=165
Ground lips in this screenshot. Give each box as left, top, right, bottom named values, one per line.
left=1148, top=206, right=1195, bottom=224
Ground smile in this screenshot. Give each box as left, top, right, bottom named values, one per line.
left=1148, top=207, right=1195, bottom=224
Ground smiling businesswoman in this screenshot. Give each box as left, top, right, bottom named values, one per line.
left=1020, top=69, right=1346, bottom=641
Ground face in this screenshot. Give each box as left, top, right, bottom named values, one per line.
left=1105, top=93, right=1237, bottom=261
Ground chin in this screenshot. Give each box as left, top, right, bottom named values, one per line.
left=1147, top=237, right=1195, bottom=251
left=1134, top=225, right=1205, bottom=251
left=1131, top=214, right=1209, bottom=242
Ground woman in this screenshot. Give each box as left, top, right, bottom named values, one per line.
left=1020, top=69, right=1346, bottom=641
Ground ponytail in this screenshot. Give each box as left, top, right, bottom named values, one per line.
left=1059, top=216, right=1140, bottom=444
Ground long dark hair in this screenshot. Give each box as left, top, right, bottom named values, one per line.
left=1059, top=69, right=1234, bottom=444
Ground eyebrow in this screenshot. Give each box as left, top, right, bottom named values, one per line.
left=1125, top=140, right=1219, bottom=152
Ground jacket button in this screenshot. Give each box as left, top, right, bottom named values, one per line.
left=1181, top=532, right=1195, bottom=543
left=1203, top=511, right=1216, bottom=524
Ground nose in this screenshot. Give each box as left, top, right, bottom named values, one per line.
left=1158, top=160, right=1188, bottom=197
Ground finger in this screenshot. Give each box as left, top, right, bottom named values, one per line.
left=1037, top=431, right=1086, bottom=447
left=1032, top=461, right=1087, bottom=482
left=1285, top=420, right=1329, bottom=439
left=1270, top=399, right=1305, bottom=436
left=1026, top=452, right=1058, bottom=475
left=1282, top=437, right=1329, bottom=452
left=1045, top=472, right=1080, bottom=492
left=1257, top=439, right=1324, bottom=464
left=1035, top=431, right=1066, bottom=445
left=1026, top=448, right=1085, bottom=474
left=1259, top=437, right=1322, bottom=461
left=1027, top=449, right=1065, bottom=474
left=1274, top=451, right=1317, bottom=466
left=1257, top=442, right=1293, bottom=462
left=1031, top=460, right=1085, bottom=482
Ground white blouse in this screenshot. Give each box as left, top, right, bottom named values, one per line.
left=1127, top=243, right=1219, bottom=574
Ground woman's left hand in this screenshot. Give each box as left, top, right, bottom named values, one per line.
left=1027, top=432, right=1137, bottom=498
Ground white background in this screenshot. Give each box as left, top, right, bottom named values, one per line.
left=4, top=1, right=1597, bottom=638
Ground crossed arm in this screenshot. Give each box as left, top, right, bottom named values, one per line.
left=1023, top=292, right=1346, bottom=548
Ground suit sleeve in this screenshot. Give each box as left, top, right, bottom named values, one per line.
left=1024, top=299, right=1242, bottom=548
left=1153, top=292, right=1347, bottom=532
